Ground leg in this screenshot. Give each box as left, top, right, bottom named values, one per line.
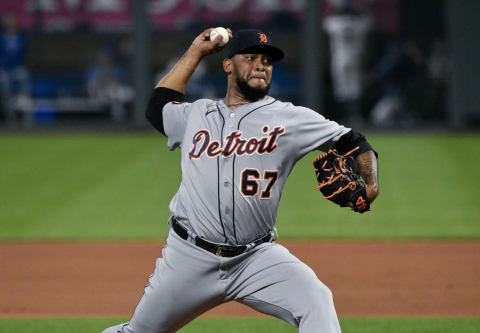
left=102, top=230, right=225, bottom=333
left=229, top=243, right=341, bottom=333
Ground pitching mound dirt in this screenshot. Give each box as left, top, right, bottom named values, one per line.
left=1, top=241, right=479, bottom=317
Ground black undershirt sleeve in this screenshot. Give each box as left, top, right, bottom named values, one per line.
left=145, top=87, right=185, bottom=135
left=332, top=130, right=378, bottom=159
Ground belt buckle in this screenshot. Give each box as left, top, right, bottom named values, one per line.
left=215, top=245, right=228, bottom=256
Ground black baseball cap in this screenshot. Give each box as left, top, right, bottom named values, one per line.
left=227, top=29, right=284, bottom=62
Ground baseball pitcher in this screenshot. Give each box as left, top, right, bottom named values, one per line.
left=102, top=28, right=379, bottom=333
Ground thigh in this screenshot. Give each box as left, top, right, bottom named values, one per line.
left=231, top=243, right=341, bottom=333
left=124, top=231, right=225, bottom=333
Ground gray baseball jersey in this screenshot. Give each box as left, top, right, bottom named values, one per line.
left=163, top=95, right=350, bottom=245
left=102, top=95, right=348, bottom=333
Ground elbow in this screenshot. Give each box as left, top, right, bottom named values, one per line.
left=145, top=93, right=156, bottom=122
left=145, top=103, right=165, bottom=134
left=145, top=104, right=155, bottom=127
left=145, top=94, right=165, bottom=132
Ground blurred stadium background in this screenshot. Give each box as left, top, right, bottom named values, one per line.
left=0, top=0, right=478, bottom=130
left=1, top=2, right=480, bottom=332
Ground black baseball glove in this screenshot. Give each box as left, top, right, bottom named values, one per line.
left=313, top=148, right=370, bottom=213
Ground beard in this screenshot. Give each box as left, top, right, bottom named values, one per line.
left=236, top=77, right=271, bottom=102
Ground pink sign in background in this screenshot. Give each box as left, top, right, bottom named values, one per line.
left=0, top=0, right=397, bottom=33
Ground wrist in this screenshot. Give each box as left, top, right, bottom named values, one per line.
left=187, top=44, right=206, bottom=61
left=365, top=184, right=379, bottom=203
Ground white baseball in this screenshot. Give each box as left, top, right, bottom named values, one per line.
left=210, top=27, right=229, bottom=46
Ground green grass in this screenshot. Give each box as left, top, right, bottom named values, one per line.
left=1, top=132, right=479, bottom=241
left=0, top=134, right=179, bottom=240
left=1, top=317, right=480, bottom=333
left=277, top=132, right=480, bottom=239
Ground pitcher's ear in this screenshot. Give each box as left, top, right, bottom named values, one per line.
left=223, top=58, right=232, bottom=74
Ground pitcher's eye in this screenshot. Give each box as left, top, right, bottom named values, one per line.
left=263, top=56, right=272, bottom=65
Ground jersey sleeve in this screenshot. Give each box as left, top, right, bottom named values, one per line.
left=290, top=106, right=351, bottom=158
left=162, top=101, right=193, bottom=150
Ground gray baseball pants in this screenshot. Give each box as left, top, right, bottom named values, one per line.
left=102, top=229, right=341, bottom=333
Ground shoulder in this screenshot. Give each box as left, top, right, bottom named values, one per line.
left=262, top=98, right=296, bottom=115
left=274, top=99, right=326, bottom=119
left=167, top=98, right=214, bottom=110
left=190, top=98, right=216, bottom=109
left=176, top=98, right=218, bottom=119
left=267, top=98, right=298, bottom=110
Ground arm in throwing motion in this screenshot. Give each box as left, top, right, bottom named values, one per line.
left=157, top=28, right=232, bottom=92
left=146, top=28, right=232, bottom=133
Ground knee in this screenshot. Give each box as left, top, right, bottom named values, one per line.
left=297, top=284, right=340, bottom=332
left=307, top=283, right=335, bottom=311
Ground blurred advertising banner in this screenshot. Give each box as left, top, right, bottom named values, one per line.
left=0, top=0, right=304, bottom=31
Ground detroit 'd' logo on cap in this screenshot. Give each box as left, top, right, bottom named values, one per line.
left=258, top=33, right=268, bottom=43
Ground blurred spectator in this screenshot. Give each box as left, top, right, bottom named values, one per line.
left=156, top=56, right=216, bottom=101
left=323, top=1, right=372, bottom=125
left=0, top=12, right=30, bottom=125
left=269, top=62, right=301, bottom=104
left=114, top=36, right=133, bottom=85
left=369, top=39, right=428, bottom=127
left=425, top=39, right=448, bottom=121
left=84, top=46, right=133, bottom=122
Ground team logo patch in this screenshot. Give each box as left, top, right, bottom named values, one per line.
left=258, top=33, right=268, bottom=43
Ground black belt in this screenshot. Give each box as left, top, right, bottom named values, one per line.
left=170, top=217, right=273, bottom=257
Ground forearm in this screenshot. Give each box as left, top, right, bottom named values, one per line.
left=355, top=150, right=379, bottom=203
left=147, top=27, right=230, bottom=134
left=156, top=46, right=203, bottom=93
